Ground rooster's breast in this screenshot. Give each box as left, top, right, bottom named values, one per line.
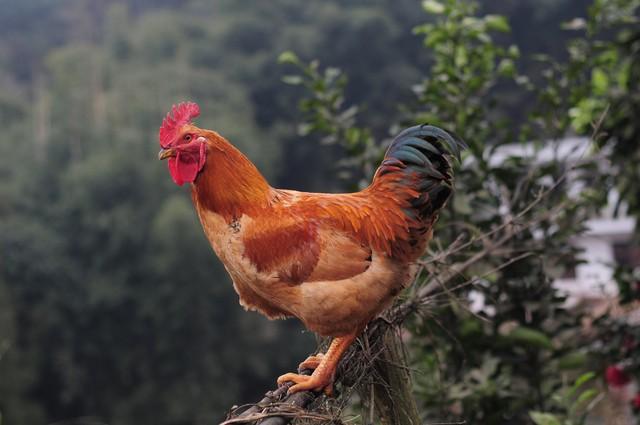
left=194, top=208, right=300, bottom=319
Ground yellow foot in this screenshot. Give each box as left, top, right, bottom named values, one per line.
left=277, top=372, right=334, bottom=396
left=298, top=353, right=324, bottom=371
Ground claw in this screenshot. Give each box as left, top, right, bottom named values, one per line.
left=277, top=372, right=333, bottom=396
left=277, top=334, right=357, bottom=397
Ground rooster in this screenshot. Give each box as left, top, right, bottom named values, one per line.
left=157, top=102, right=464, bottom=394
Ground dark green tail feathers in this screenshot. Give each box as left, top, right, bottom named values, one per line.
left=376, top=124, right=467, bottom=219
left=392, top=124, right=467, bottom=162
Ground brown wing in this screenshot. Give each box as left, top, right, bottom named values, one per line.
left=241, top=214, right=371, bottom=285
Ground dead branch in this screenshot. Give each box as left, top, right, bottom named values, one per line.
left=221, top=369, right=322, bottom=425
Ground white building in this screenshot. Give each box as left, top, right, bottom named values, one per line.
left=493, top=137, right=638, bottom=304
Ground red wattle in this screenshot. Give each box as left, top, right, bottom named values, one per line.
left=168, top=149, right=205, bottom=186
left=168, top=157, right=182, bottom=185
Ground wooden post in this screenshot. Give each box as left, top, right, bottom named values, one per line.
left=371, top=328, right=421, bottom=425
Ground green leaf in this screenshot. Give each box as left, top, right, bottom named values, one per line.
left=573, top=372, right=596, bottom=389
left=278, top=51, right=299, bottom=65
left=455, top=46, right=469, bottom=67
left=422, top=0, right=445, bottom=14
left=425, top=30, right=447, bottom=47
left=616, top=61, right=630, bottom=88
left=565, top=371, right=596, bottom=401
left=345, top=127, right=361, bottom=146
left=462, top=17, right=482, bottom=29
left=557, top=351, right=588, bottom=369
left=575, top=388, right=598, bottom=407
left=508, top=45, right=520, bottom=58
left=507, top=326, right=553, bottom=350
left=297, top=123, right=312, bottom=136
left=591, top=68, right=609, bottom=95
left=281, top=75, right=303, bottom=85
left=497, top=58, right=515, bottom=77
left=529, top=411, right=562, bottom=425
left=484, top=15, right=510, bottom=32
left=412, top=23, right=432, bottom=35
left=569, top=98, right=604, bottom=132
left=561, top=18, right=587, bottom=30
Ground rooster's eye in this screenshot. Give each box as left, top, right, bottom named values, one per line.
left=184, top=134, right=192, bottom=142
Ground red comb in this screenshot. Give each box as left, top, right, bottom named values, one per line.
left=159, top=102, right=201, bottom=147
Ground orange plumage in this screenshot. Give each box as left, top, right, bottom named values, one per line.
left=157, top=102, right=465, bottom=394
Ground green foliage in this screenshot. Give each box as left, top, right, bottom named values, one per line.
left=555, top=5, right=640, bottom=417
left=412, top=0, right=524, bottom=149
left=279, top=51, right=380, bottom=186
left=529, top=372, right=600, bottom=425
left=282, top=0, right=639, bottom=423
left=406, top=6, right=604, bottom=419
left=530, top=412, right=563, bottom=425
left=533, top=0, right=640, bottom=217
left=0, top=280, right=44, bottom=425
left=0, top=2, right=318, bottom=423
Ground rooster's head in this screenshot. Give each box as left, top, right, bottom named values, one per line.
left=158, top=102, right=208, bottom=186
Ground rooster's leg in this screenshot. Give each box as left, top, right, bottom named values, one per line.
left=277, top=333, right=356, bottom=395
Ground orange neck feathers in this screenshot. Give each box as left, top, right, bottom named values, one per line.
left=191, top=131, right=272, bottom=221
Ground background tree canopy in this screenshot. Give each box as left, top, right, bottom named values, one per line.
left=0, top=1, right=637, bottom=424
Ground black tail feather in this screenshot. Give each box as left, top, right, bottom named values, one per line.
left=378, top=124, right=466, bottom=219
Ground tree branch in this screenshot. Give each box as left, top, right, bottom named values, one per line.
left=221, top=369, right=322, bottom=425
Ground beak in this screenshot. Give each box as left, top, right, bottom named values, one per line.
left=158, top=148, right=176, bottom=160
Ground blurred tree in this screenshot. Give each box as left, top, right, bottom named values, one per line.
left=0, top=2, right=303, bottom=423
left=0, top=279, right=45, bottom=425
left=563, top=0, right=640, bottom=221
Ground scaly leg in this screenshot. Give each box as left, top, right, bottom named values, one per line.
left=277, top=333, right=357, bottom=395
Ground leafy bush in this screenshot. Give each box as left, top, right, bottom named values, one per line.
left=280, top=0, right=639, bottom=423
